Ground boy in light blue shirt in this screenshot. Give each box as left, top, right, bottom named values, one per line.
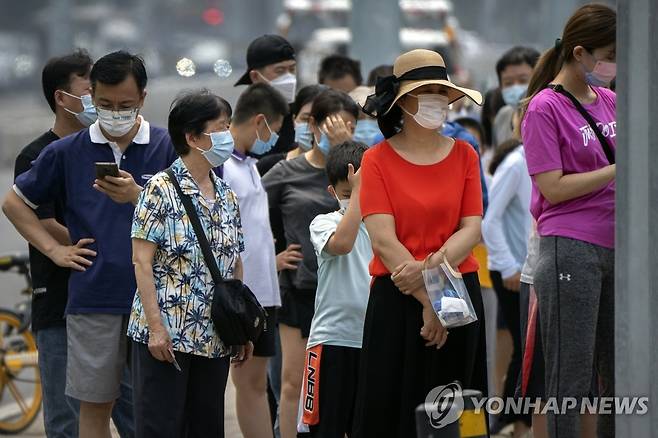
left=299, top=141, right=372, bottom=436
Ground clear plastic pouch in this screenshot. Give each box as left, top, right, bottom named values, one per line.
left=422, top=255, right=478, bottom=328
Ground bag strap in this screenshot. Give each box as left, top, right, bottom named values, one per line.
left=165, top=168, right=224, bottom=284
left=549, top=84, right=615, bottom=164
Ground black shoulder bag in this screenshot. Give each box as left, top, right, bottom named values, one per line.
left=165, top=168, right=266, bottom=347
left=549, top=84, right=615, bottom=164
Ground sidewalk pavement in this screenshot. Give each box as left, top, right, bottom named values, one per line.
left=13, top=378, right=242, bottom=438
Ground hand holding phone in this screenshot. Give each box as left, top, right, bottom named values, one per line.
left=95, top=162, right=120, bottom=180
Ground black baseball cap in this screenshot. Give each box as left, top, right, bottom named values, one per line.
left=234, top=35, right=296, bottom=86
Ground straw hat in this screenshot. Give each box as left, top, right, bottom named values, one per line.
left=364, top=49, right=482, bottom=116
left=348, top=85, right=375, bottom=109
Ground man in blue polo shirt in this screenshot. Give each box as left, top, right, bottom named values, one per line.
left=2, top=51, right=176, bottom=437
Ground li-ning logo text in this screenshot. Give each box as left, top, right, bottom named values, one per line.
left=304, top=350, right=319, bottom=412
left=579, top=121, right=616, bottom=147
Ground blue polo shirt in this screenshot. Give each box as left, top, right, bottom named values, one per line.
left=13, top=117, right=177, bottom=314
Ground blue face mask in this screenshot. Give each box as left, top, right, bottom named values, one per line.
left=315, top=131, right=331, bottom=156
left=250, top=117, right=279, bottom=156
left=353, top=119, right=382, bottom=146
left=61, top=91, right=97, bottom=127
left=501, top=84, right=528, bottom=107
left=200, top=130, right=234, bottom=167
left=294, top=122, right=313, bottom=151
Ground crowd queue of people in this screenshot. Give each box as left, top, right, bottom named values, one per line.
left=1, top=2, right=616, bottom=437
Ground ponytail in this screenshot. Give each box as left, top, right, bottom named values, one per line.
left=520, top=45, right=563, bottom=119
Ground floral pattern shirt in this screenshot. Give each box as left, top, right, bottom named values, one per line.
left=128, top=158, right=244, bottom=358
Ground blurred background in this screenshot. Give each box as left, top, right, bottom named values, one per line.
left=0, top=0, right=614, bottom=166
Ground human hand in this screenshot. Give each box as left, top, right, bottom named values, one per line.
left=322, top=114, right=353, bottom=146
left=94, top=170, right=142, bottom=204
left=421, top=304, right=449, bottom=349
left=47, top=238, right=96, bottom=271
left=503, top=272, right=522, bottom=292
left=231, top=341, right=254, bottom=368
left=148, top=324, right=174, bottom=362
left=276, top=244, right=303, bottom=271
left=347, top=163, right=361, bottom=191
left=391, top=260, right=425, bottom=295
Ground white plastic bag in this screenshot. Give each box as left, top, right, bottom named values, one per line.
left=422, top=256, right=478, bottom=328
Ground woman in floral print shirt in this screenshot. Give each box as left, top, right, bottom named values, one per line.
left=129, top=90, right=251, bottom=437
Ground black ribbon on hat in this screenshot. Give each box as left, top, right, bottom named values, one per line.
left=362, top=66, right=448, bottom=116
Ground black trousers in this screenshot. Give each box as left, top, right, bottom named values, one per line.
left=352, top=274, right=488, bottom=438
left=132, top=341, right=230, bottom=438
left=490, top=270, right=531, bottom=427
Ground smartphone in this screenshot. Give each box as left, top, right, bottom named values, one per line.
left=95, top=162, right=119, bottom=180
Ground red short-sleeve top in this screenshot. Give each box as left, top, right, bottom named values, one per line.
left=360, top=139, right=483, bottom=277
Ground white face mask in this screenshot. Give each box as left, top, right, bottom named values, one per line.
left=335, top=195, right=350, bottom=212
left=96, top=107, right=139, bottom=137
left=269, top=72, right=297, bottom=103
left=402, top=94, right=450, bottom=130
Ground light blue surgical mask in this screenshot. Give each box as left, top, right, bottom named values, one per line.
left=250, top=117, right=279, bottom=156
left=501, top=84, right=528, bottom=107
left=315, top=131, right=331, bottom=156
left=353, top=119, right=382, bottom=146
left=200, top=130, right=234, bottom=167
left=294, top=122, right=313, bottom=151
left=61, top=91, right=97, bottom=127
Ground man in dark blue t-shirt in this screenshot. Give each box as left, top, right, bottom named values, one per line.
left=3, top=51, right=177, bottom=437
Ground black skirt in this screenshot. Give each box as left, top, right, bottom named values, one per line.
left=352, top=273, right=488, bottom=438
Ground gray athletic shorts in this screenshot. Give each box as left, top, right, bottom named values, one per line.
left=65, top=314, right=129, bottom=403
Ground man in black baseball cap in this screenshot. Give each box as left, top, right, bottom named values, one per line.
left=235, top=35, right=297, bottom=99
left=236, top=34, right=298, bottom=171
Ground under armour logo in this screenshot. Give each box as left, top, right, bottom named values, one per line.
left=559, top=273, right=572, bottom=281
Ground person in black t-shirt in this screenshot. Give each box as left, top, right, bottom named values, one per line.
left=13, top=50, right=134, bottom=438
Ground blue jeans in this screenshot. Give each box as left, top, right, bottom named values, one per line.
left=36, top=326, right=135, bottom=438
left=36, top=326, right=79, bottom=438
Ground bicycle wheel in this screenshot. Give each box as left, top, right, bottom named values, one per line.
left=0, top=309, right=42, bottom=434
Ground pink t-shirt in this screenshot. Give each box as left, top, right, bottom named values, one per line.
left=521, top=86, right=616, bottom=249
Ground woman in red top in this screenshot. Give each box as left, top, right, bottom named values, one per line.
left=352, top=49, right=488, bottom=437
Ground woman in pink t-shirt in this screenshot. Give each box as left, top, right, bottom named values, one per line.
left=521, top=4, right=616, bottom=438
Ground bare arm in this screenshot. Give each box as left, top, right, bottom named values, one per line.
left=41, top=219, right=70, bottom=246
left=365, top=213, right=447, bottom=348
left=325, top=165, right=362, bottom=256
left=364, top=213, right=430, bottom=306
left=429, top=216, right=482, bottom=268
left=132, top=238, right=172, bottom=362
left=234, top=256, right=244, bottom=281
left=534, top=166, right=615, bottom=205
left=2, top=189, right=94, bottom=270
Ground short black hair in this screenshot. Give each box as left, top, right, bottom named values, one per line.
left=310, top=89, right=360, bottom=127
left=291, top=84, right=328, bottom=118
left=367, top=64, right=393, bottom=87
left=90, top=51, right=148, bottom=92
left=326, top=140, right=368, bottom=187
left=168, top=89, right=232, bottom=156
left=233, top=83, right=289, bottom=126
left=495, top=46, right=541, bottom=84
left=41, top=49, right=93, bottom=112
left=318, top=54, right=362, bottom=86
left=454, top=117, right=485, bottom=144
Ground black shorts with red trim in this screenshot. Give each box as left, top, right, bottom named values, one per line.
left=299, top=344, right=361, bottom=437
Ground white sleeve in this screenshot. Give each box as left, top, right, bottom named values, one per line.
left=309, top=214, right=338, bottom=260
left=482, top=160, right=522, bottom=278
